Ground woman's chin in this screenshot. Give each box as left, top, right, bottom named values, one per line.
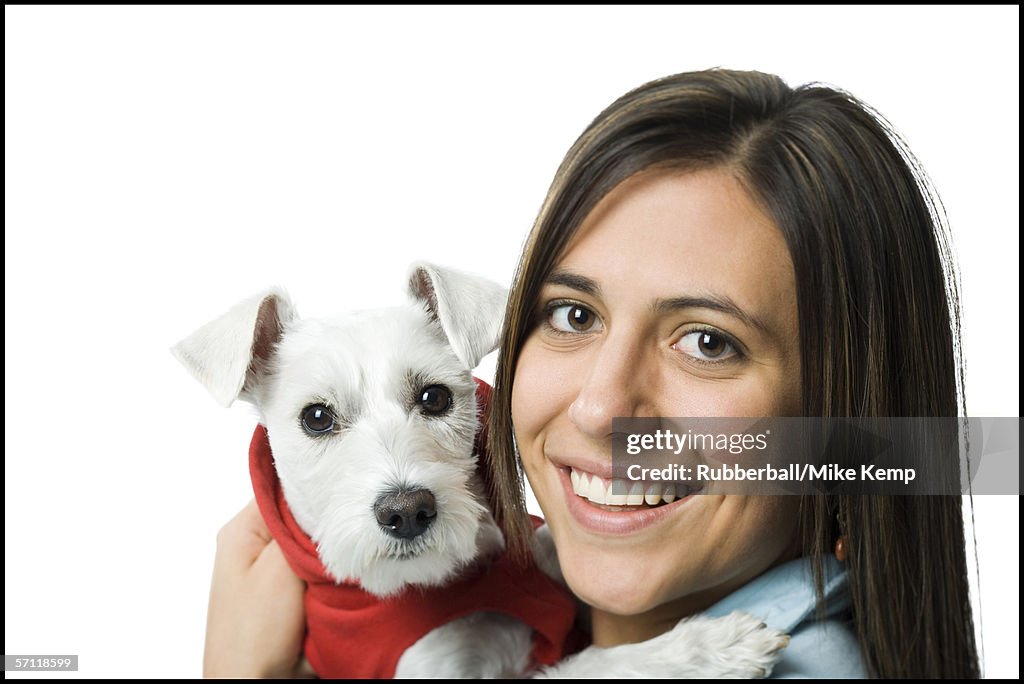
left=558, top=547, right=676, bottom=616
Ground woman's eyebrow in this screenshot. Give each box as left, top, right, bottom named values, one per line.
left=545, top=271, right=772, bottom=336
left=654, top=295, right=771, bottom=335
left=545, top=269, right=601, bottom=297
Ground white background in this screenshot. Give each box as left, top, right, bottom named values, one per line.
left=5, top=5, right=1018, bottom=679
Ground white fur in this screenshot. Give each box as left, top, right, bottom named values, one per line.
left=256, top=306, right=502, bottom=595
left=407, top=262, right=508, bottom=370
left=173, top=262, right=790, bottom=677
left=396, top=612, right=533, bottom=678
left=535, top=612, right=790, bottom=679
left=171, top=287, right=296, bottom=407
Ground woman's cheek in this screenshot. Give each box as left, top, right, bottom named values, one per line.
left=707, top=496, right=801, bottom=581
left=514, top=340, right=579, bottom=419
left=512, top=340, right=563, bottom=498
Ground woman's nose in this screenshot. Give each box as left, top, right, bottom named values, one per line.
left=568, top=333, right=650, bottom=440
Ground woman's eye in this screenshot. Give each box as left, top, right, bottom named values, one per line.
left=548, top=304, right=602, bottom=333
left=673, top=330, right=739, bottom=362
left=301, top=404, right=335, bottom=434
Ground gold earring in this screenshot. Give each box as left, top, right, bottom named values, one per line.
left=834, top=536, right=848, bottom=562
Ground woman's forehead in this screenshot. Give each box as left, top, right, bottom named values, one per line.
left=553, top=168, right=796, bottom=323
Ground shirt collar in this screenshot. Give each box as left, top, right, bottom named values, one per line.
left=704, top=555, right=850, bottom=632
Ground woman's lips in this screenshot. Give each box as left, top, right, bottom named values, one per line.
left=557, top=465, right=702, bottom=535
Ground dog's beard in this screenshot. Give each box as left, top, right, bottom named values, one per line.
left=378, top=533, right=447, bottom=561
left=308, top=473, right=496, bottom=598
left=327, top=496, right=495, bottom=597
left=387, top=540, right=428, bottom=560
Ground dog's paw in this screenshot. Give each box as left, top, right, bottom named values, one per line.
left=533, top=610, right=790, bottom=679
left=675, top=611, right=790, bottom=678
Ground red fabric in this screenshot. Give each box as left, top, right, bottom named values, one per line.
left=249, top=379, right=580, bottom=678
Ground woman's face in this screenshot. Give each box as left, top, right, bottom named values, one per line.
left=512, top=168, right=802, bottom=625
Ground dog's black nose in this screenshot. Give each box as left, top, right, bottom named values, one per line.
left=373, top=488, right=437, bottom=540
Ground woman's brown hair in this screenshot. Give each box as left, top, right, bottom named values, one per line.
left=486, top=69, right=979, bottom=678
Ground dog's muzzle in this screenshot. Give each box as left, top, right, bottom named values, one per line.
left=373, top=488, right=437, bottom=540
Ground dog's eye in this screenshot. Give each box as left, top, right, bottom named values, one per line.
left=300, top=404, right=335, bottom=434
left=418, top=385, right=452, bottom=416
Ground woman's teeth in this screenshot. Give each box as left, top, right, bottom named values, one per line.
left=570, top=467, right=690, bottom=506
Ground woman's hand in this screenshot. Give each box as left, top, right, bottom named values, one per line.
left=203, top=499, right=312, bottom=678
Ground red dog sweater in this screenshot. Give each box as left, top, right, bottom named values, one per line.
left=249, top=380, right=579, bottom=678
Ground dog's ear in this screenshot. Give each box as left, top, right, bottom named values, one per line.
left=171, top=288, right=297, bottom=407
left=408, top=263, right=508, bottom=369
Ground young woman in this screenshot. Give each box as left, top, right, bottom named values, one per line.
left=204, top=69, right=979, bottom=678
left=486, top=69, right=978, bottom=678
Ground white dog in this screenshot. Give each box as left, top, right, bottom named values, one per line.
left=173, top=262, right=788, bottom=678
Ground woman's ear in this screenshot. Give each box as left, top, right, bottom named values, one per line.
left=407, top=262, right=508, bottom=369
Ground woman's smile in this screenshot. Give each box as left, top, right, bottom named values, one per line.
left=550, top=456, right=707, bottom=535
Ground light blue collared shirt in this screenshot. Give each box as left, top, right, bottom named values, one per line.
left=705, top=556, right=867, bottom=678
